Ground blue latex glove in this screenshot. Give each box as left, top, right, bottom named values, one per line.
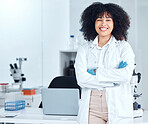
left=114, top=61, right=128, bottom=87
left=87, top=68, right=96, bottom=75
left=118, top=60, right=128, bottom=69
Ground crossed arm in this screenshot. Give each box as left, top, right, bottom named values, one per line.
left=74, top=44, right=135, bottom=89
left=87, top=60, right=128, bottom=75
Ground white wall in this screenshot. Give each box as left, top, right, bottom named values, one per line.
left=137, top=0, right=148, bottom=110
left=0, top=0, right=42, bottom=88
left=0, top=0, right=70, bottom=88
left=42, top=0, right=70, bottom=86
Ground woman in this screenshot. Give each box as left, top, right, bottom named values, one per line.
left=74, top=2, right=135, bottom=124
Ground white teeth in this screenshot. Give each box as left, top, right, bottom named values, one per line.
left=100, top=28, right=107, bottom=31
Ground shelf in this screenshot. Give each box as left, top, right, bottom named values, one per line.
left=60, top=51, right=77, bottom=76
left=60, top=50, right=77, bottom=53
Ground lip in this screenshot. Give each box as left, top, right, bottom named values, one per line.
left=99, top=27, right=108, bottom=31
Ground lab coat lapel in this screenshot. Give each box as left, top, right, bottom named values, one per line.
left=89, top=47, right=97, bottom=58
left=89, top=36, right=117, bottom=66
left=104, top=37, right=117, bottom=68
left=89, top=36, right=98, bottom=58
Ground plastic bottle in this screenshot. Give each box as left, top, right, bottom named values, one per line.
left=68, top=35, right=75, bottom=50
left=64, top=60, right=75, bottom=76
left=68, top=60, right=75, bottom=76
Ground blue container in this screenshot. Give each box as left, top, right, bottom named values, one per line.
left=5, top=100, right=25, bottom=111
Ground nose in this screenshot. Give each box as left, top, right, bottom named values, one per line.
left=101, top=19, right=106, bottom=26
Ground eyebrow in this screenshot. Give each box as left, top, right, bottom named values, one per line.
left=97, top=16, right=112, bottom=18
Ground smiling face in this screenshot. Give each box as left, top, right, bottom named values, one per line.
left=95, top=12, right=114, bottom=39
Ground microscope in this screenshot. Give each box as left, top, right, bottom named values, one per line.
left=130, top=68, right=143, bottom=118
left=9, top=58, right=27, bottom=91
left=0, top=58, right=27, bottom=107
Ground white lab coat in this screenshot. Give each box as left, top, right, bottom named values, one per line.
left=74, top=36, right=135, bottom=124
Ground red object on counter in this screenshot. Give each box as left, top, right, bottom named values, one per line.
left=0, top=83, right=9, bottom=85
left=22, top=89, right=36, bottom=95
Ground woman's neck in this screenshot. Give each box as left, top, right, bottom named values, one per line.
left=98, top=35, right=111, bottom=47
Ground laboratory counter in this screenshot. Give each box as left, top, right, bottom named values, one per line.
left=0, top=108, right=148, bottom=124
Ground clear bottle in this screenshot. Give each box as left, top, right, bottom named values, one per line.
left=68, top=35, right=75, bottom=50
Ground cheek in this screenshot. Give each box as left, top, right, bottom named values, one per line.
left=111, top=22, right=114, bottom=30
left=109, top=23, right=114, bottom=31
left=95, top=21, right=101, bottom=27
left=95, top=22, right=98, bottom=29
left=95, top=23, right=99, bottom=32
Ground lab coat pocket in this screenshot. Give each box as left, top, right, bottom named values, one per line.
left=117, top=95, right=133, bottom=117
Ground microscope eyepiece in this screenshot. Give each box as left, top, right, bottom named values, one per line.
left=14, top=63, right=18, bottom=69
left=10, top=64, right=14, bottom=69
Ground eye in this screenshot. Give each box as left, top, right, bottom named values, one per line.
left=97, top=19, right=102, bottom=21
left=106, top=19, right=111, bottom=21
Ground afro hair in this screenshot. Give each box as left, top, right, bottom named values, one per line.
left=80, top=2, right=130, bottom=41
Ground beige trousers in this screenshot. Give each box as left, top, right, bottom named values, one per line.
left=88, top=90, right=108, bottom=124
